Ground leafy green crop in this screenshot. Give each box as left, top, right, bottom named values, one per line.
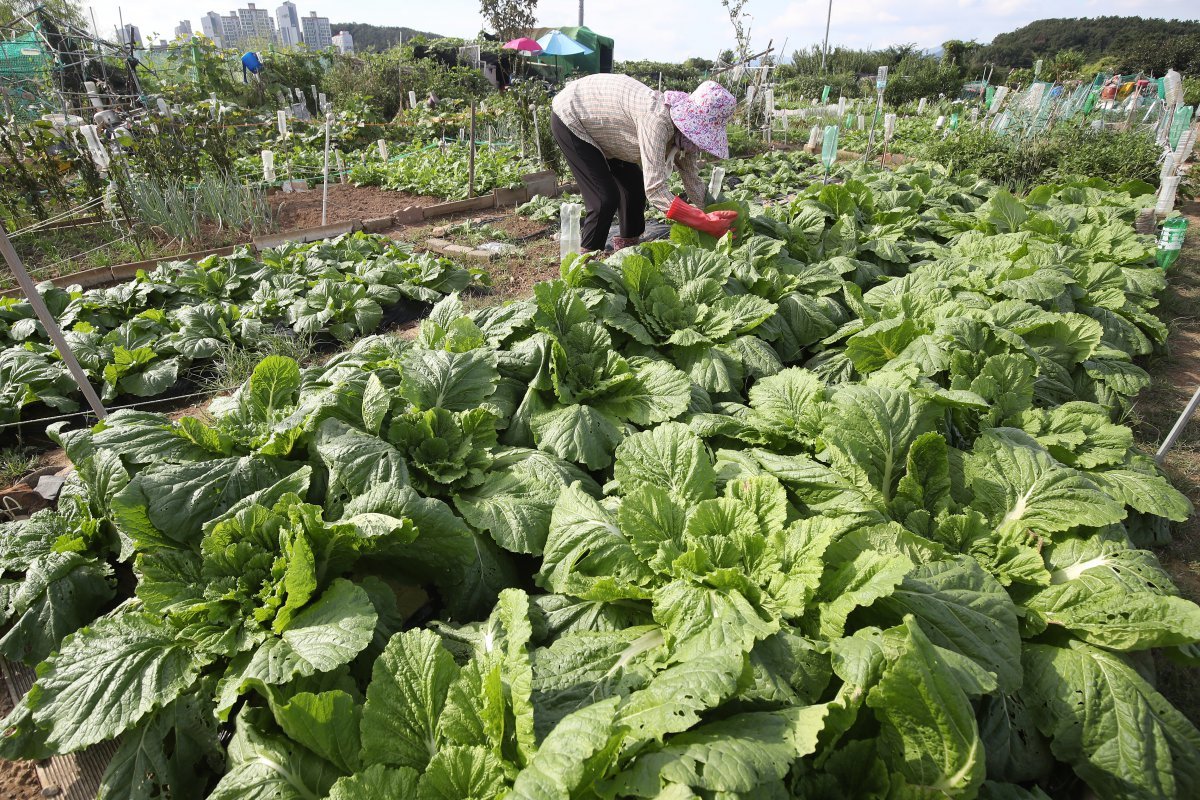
left=349, top=142, right=538, bottom=200
left=1, top=162, right=1197, bottom=800
left=0, top=233, right=483, bottom=422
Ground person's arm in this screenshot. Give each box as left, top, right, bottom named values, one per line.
left=636, top=115, right=677, bottom=213
left=637, top=116, right=736, bottom=238
left=676, top=149, right=708, bottom=206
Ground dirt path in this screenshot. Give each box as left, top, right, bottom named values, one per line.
left=1133, top=199, right=1200, bottom=724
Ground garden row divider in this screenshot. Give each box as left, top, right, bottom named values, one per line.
left=0, top=171, right=566, bottom=299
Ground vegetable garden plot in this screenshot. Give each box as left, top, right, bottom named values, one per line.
left=1, top=162, right=1199, bottom=799
left=349, top=142, right=541, bottom=201
left=0, top=232, right=484, bottom=424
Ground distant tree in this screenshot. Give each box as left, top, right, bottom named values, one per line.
left=941, top=40, right=978, bottom=68
left=0, top=0, right=86, bottom=28
left=479, top=0, right=538, bottom=43
left=722, top=0, right=753, bottom=63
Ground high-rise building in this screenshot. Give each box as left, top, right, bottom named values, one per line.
left=119, top=24, right=143, bottom=49
left=220, top=12, right=244, bottom=48
left=236, top=4, right=276, bottom=45
left=301, top=11, right=331, bottom=50
left=332, top=30, right=354, bottom=54
left=174, top=20, right=193, bottom=38
left=276, top=2, right=302, bottom=47
left=200, top=11, right=225, bottom=46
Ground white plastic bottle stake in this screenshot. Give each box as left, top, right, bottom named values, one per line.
left=808, top=125, right=821, bottom=148
left=156, top=98, right=170, bottom=116
left=883, top=113, right=896, bottom=141
left=262, top=150, right=276, bottom=183
left=857, top=114, right=865, bottom=130
left=1157, top=176, right=1181, bottom=214
left=560, top=203, right=582, bottom=259
left=78, top=124, right=110, bottom=170
left=377, top=139, right=389, bottom=160
left=277, top=109, right=288, bottom=138
left=1161, top=154, right=1177, bottom=181
left=318, top=92, right=327, bottom=111
left=990, top=87, right=1009, bottom=114
left=1175, top=130, right=1196, bottom=164
left=917, top=97, right=927, bottom=114
left=837, top=97, right=847, bottom=116
left=408, top=90, right=418, bottom=109
left=935, top=115, right=946, bottom=130
left=708, top=167, right=726, bottom=201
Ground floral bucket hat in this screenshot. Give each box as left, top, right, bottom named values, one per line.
left=663, top=80, right=737, bottom=159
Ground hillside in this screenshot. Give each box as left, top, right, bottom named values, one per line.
left=984, top=16, right=1200, bottom=67
left=329, top=22, right=442, bottom=52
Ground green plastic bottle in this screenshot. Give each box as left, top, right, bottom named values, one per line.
left=1157, top=217, right=1188, bottom=270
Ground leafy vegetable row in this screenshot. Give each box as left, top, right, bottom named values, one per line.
left=0, top=232, right=484, bottom=423
left=349, top=142, right=541, bottom=200
left=1, top=162, right=1197, bottom=800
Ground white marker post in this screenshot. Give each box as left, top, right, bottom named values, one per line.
left=322, top=110, right=333, bottom=226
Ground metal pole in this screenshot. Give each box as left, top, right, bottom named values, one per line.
left=468, top=99, right=477, bottom=198
left=1156, top=383, right=1200, bottom=464
left=820, top=0, right=833, bottom=73
left=321, top=108, right=332, bottom=225
left=579, top=0, right=584, bottom=27
left=0, top=223, right=107, bottom=419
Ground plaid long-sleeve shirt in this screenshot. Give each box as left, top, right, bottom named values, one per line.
left=551, top=74, right=707, bottom=212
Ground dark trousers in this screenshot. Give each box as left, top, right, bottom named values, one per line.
left=551, top=113, right=647, bottom=251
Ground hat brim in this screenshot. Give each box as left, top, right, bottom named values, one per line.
left=668, top=98, right=730, bottom=159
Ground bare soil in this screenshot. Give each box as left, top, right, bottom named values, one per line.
left=270, top=184, right=441, bottom=231
left=1132, top=199, right=1200, bottom=724
left=0, top=669, right=41, bottom=800
left=395, top=209, right=559, bottom=306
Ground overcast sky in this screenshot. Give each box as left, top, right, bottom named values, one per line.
left=93, top=0, right=1188, bottom=62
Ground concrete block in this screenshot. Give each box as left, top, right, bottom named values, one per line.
left=49, top=266, right=113, bottom=290
left=422, top=195, right=497, bottom=219
left=493, top=186, right=528, bottom=207
left=362, top=216, right=394, bottom=233
left=393, top=205, right=426, bottom=225
left=521, top=169, right=558, bottom=198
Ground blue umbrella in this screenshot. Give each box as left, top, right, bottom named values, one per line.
left=536, top=30, right=592, bottom=80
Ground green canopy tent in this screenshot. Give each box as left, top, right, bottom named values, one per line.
left=527, top=26, right=613, bottom=78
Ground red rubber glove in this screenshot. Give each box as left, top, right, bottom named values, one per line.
left=666, top=196, right=738, bottom=238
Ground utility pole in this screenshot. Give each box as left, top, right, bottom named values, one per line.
left=579, top=0, right=584, bottom=27
left=820, top=0, right=832, bottom=73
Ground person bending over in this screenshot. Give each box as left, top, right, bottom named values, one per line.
left=551, top=74, right=738, bottom=252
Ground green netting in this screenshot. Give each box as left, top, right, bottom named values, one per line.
left=0, top=32, right=47, bottom=77
left=0, top=32, right=50, bottom=121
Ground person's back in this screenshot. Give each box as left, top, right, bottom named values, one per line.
left=551, top=74, right=663, bottom=164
